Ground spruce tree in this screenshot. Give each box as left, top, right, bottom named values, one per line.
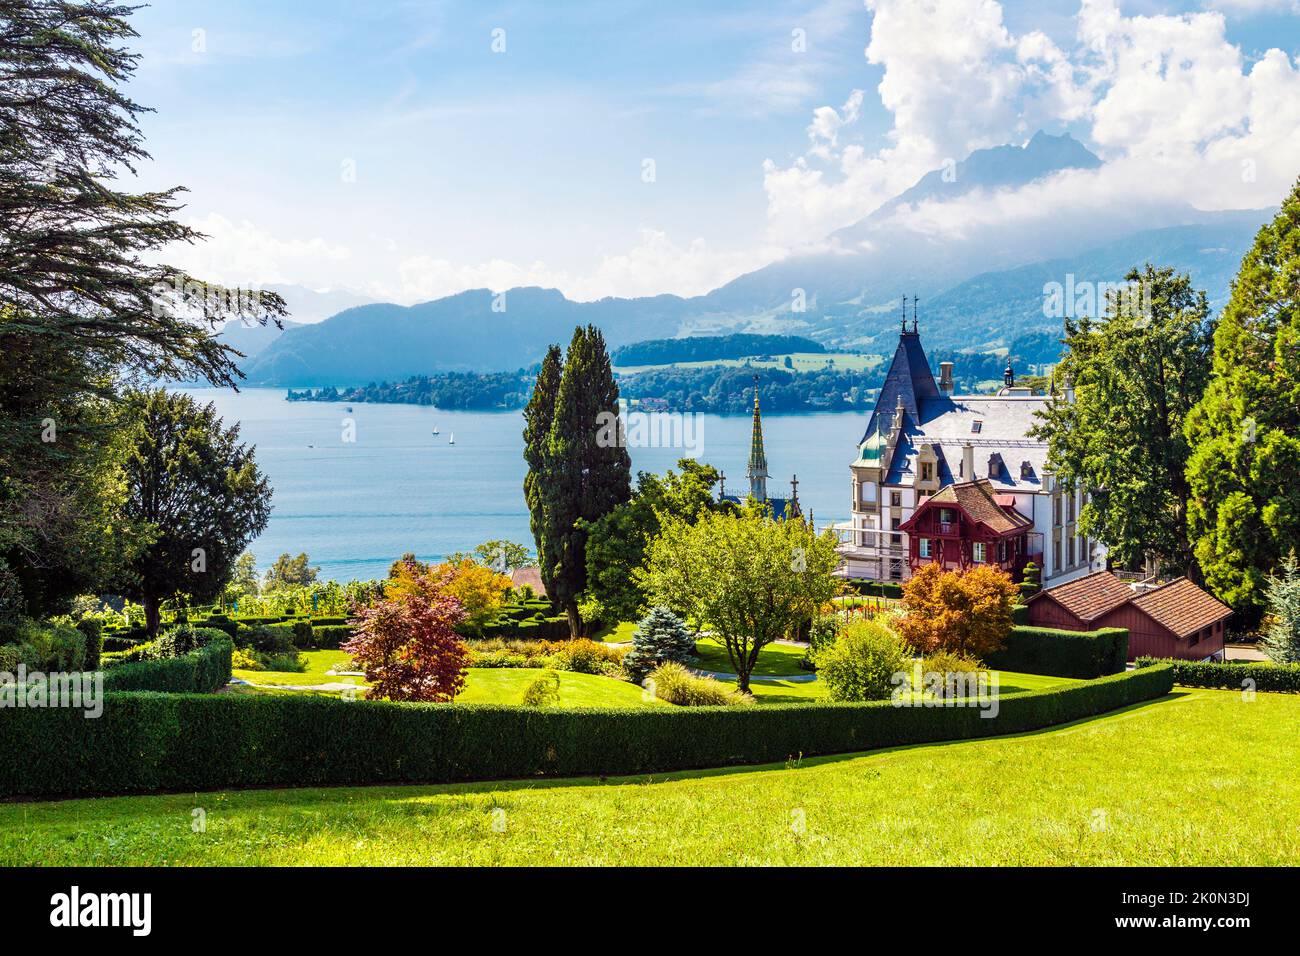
left=1185, top=179, right=1300, bottom=624
left=623, top=605, right=696, bottom=682
left=1263, top=556, right=1300, bottom=665
left=541, top=326, right=632, bottom=636
left=523, top=345, right=562, bottom=594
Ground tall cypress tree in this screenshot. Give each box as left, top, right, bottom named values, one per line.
left=523, top=345, right=562, bottom=595
left=542, top=326, right=632, bottom=636
left=1185, top=179, right=1300, bottom=626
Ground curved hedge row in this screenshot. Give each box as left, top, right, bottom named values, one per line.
left=985, top=626, right=1128, bottom=679
left=1136, top=656, right=1300, bottom=692
left=0, top=663, right=1173, bottom=799
left=101, top=638, right=233, bottom=694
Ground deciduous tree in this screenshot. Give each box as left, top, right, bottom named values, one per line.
left=640, top=507, right=838, bottom=692
left=114, top=390, right=272, bottom=637
left=344, top=591, right=469, bottom=702
left=897, top=563, right=1018, bottom=659
left=581, top=459, right=725, bottom=624
left=264, top=552, right=319, bottom=590
left=1031, top=264, right=1214, bottom=577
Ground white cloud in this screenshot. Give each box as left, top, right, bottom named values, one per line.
left=398, top=229, right=779, bottom=303
left=171, top=217, right=776, bottom=307
left=163, top=213, right=352, bottom=288
left=762, top=0, right=1300, bottom=247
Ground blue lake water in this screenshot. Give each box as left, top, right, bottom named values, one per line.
left=181, top=387, right=864, bottom=581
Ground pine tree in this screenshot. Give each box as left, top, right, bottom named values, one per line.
left=1185, top=179, right=1300, bottom=624
left=540, top=326, right=632, bottom=636
left=523, top=345, right=562, bottom=594
left=623, top=605, right=696, bottom=682
left=1262, top=556, right=1300, bottom=665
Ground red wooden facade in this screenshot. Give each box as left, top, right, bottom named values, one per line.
left=899, top=480, right=1036, bottom=580
left=1028, top=573, right=1230, bottom=661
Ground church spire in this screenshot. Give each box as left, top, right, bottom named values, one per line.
left=747, top=375, right=769, bottom=502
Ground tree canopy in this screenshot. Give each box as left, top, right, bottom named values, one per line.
left=1031, top=264, right=1213, bottom=576
left=639, top=507, right=838, bottom=692
left=113, top=389, right=272, bottom=636
left=1185, top=179, right=1300, bottom=624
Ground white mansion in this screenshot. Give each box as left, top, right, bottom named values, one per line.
left=833, top=321, right=1105, bottom=587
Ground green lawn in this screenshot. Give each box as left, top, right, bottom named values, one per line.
left=234, top=649, right=359, bottom=687
left=692, top=637, right=809, bottom=676
left=712, top=669, right=1078, bottom=705
left=236, top=654, right=660, bottom=709
left=590, top=620, right=637, bottom=643
left=457, top=668, right=666, bottom=709
left=6, top=688, right=1297, bottom=865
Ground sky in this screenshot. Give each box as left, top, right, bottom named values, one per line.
left=126, top=0, right=1300, bottom=310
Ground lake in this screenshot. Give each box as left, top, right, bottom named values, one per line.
left=181, top=387, right=864, bottom=581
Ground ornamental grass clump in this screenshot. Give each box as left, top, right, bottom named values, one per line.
left=645, top=661, right=753, bottom=707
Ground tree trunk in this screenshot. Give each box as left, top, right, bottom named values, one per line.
left=566, top=602, right=582, bottom=639
left=143, top=590, right=161, bottom=639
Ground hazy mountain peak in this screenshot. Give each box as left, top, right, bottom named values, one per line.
left=863, top=131, right=1101, bottom=224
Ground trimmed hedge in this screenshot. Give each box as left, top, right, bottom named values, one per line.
left=310, top=625, right=355, bottom=649
left=0, top=663, right=1173, bottom=799
left=985, top=625, right=1128, bottom=679
left=845, top=579, right=904, bottom=599
left=100, top=638, right=233, bottom=694
left=1135, top=656, right=1300, bottom=693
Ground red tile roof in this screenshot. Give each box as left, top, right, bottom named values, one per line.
left=510, top=567, right=547, bottom=597
left=1031, top=570, right=1133, bottom=622
left=1131, top=577, right=1233, bottom=638
left=924, top=480, right=1033, bottom=535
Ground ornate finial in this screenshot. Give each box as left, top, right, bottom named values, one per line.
left=901, top=296, right=907, bottom=332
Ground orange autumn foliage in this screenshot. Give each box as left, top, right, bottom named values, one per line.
left=385, top=556, right=511, bottom=628
left=896, top=563, right=1019, bottom=659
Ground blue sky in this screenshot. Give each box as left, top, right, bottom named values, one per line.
left=125, top=1, right=1300, bottom=306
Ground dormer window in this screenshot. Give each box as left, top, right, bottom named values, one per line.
left=1020, top=461, right=1033, bottom=480
left=971, top=420, right=983, bottom=434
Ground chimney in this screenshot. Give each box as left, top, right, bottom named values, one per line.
left=939, top=361, right=954, bottom=395
left=961, top=442, right=975, bottom=481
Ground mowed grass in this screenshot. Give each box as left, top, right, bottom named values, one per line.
left=234, top=650, right=359, bottom=687
left=692, top=637, right=809, bottom=676
left=457, top=668, right=666, bottom=709
left=4, top=689, right=1297, bottom=865
left=236, top=655, right=659, bottom=710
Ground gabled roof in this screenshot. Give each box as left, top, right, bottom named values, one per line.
left=1131, top=578, right=1233, bottom=638
left=1029, top=570, right=1133, bottom=622
left=906, top=479, right=1033, bottom=535
left=861, top=329, right=940, bottom=443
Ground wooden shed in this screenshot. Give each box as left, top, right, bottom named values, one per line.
left=1027, top=571, right=1231, bottom=661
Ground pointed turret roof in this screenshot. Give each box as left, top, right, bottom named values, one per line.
left=861, top=325, right=941, bottom=443
left=747, top=381, right=769, bottom=481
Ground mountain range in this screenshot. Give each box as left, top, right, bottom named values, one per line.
left=240, top=132, right=1269, bottom=387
